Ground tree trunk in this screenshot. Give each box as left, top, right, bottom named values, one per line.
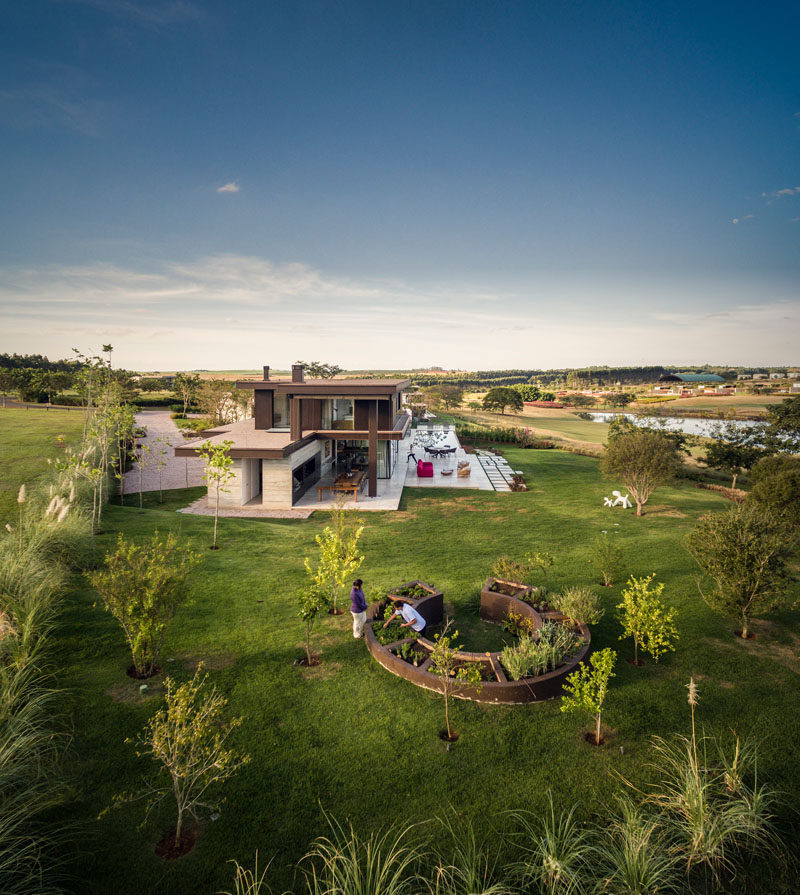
left=731, top=472, right=738, bottom=489
left=595, top=712, right=602, bottom=745
left=444, top=690, right=451, bottom=739
left=306, top=622, right=312, bottom=664
left=636, top=500, right=643, bottom=516
left=213, top=487, right=219, bottom=548
left=741, top=616, right=749, bottom=639
left=634, top=638, right=639, bottom=664
left=174, top=805, right=183, bottom=848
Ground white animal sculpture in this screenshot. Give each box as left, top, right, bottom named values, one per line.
left=611, top=490, right=632, bottom=508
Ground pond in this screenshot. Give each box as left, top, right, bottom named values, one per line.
left=586, top=412, right=762, bottom=439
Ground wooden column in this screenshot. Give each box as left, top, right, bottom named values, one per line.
left=290, top=397, right=302, bottom=442
left=367, top=399, right=378, bottom=497
left=254, top=390, right=273, bottom=429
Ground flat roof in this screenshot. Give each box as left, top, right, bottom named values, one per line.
left=174, top=419, right=299, bottom=459
left=237, top=377, right=410, bottom=393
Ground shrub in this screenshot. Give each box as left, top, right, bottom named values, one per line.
left=491, top=556, right=531, bottom=583
left=503, top=611, right=537, bottom=638
left=617, top=574, right=679, bottom=664
left=500, top=621, right=581, bottom=680
left=590, top=534, right=626, bottom=587
left=87, top=532, right=202, bottom=678
left=553, top=586, right=604, bottom=625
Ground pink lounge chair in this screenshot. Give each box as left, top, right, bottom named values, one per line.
left=417, top=460, right=434, bottom=478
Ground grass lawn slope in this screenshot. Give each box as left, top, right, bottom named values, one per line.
left=51, top=448, right=800, bottom=893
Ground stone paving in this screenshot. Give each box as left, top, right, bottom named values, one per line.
left=123, top=410, right=206, bottom=494
left=474, top=449, right=526, bottom=491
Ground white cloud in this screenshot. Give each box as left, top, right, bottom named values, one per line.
left=731, top=214, right=754, bottom=224
left=1, top=255, right=798, bottom=369
left=216, top=181, right=240, bottom=193
left=761, top=186, right=800, bottom=200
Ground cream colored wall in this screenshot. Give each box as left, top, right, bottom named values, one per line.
left=207, top=458, right=244, bottom=509
left=206, top=441, right=325, bottom=510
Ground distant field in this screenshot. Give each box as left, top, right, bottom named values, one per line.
left=0, top=407, right=85, bottom=525
left=654, top=394, right=786, bottom=413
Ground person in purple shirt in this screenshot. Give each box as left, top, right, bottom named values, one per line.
left=350, top=578, right=368, bottom=638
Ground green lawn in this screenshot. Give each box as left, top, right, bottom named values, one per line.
left=51, top=448, right=800, bottom=893
left=0, top=407, right=85, bottom=525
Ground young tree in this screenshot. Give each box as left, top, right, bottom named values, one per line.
left=528, top=550, right=554, bottom=591
left=701, top=421, right=762, bottom=489
left=153, top=435, right=170, bottom=504
left=199, top=439, right=235, bottom=549
left=122, top=665, right=249, bottom=851
left=173, top=371, right=202, bottom=416
left=112, top=403, right=137, bottom=506
left=482, top=387, right=523, bottom=415
left=134, top=440, right=152, bottom=509
left=562, top=394, right=596, bottom=408
left=298, top=581, right=330, bottom=666
left=304, top=498, right=364, bottom=614
left=601, top=429, right=682, bottom=516
left=748, top=455, right=800, bottom=532
left=616, top=574, right=678, bottom=665
left=590, top=534, right=626, bottom=587
left=87, top=532, right=201, bottom=677
left=429, top=620, right=482, bottom=741
left=686, top=504, right=794, bottom=639
left=560, top=648, right=616, bottom=746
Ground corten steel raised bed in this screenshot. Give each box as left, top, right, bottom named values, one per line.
left=365, top=582, right=591, bottom=705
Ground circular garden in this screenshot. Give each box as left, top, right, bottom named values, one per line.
left=364, top=578, right=591, bottom=704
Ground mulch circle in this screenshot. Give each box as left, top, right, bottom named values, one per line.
left=439, top=729, right=460, bottom=743
left=126, top=664, right=161, bottom=680
left=584, top=732, right=605, bottom=746
left=295, top=655, right=321, bottom=667
left=155, top=827, right=196, bottom=860
left=626, top=657, right=645, bottom=667
left=208, top=545, right=220, bottom=551
left=735, top=630, right=756, bottom=640
left=328, top=607, right=345, bottom=616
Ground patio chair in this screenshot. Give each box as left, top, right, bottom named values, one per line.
left=417, top=460, right=434, bottom=478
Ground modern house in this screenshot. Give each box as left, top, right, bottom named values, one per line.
left=175, top=365, right=411, bottom=509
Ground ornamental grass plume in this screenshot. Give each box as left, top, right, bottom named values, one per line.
left=686, top=677, right=700, bottom=757
left=16, top=485, right=26, bottom=504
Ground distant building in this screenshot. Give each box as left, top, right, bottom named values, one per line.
left=658, top=373, right=726, bottom=384
left=769, top=372, right=785, bottom=379
left=752, top=373, right=768, bottom=380
left=737, top=374, right=751, bottom=380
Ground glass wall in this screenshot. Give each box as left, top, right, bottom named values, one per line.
left=272, top=393, right=289, bottom=429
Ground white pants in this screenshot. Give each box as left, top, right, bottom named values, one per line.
left=351, top=610, right=367, bottom=638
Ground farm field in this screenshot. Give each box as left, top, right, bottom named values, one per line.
left=0, top=407, right=85, bottom=524
left=657, top=393, right=788, bottom=413
left=47, top=446, right=800, bottom=893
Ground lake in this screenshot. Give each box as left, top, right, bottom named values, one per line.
left=586, top=412, right=761, bottom=439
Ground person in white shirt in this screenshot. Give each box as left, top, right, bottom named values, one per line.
left=382, top=601, right=426, bottom=634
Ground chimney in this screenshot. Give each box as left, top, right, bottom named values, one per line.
left=292, top=363, right=305, bottom=383
left=262, top=365, right=270, bottom=380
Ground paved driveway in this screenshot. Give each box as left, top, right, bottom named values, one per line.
left=123, top=410, right=206, bottom=494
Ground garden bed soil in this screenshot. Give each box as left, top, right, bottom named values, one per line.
left=626, top=657, right=645, bottom=667
left=584, top=732, right=606, bottom=746
left=155, top=827, right=196, bottom=860
left=439, top=729, right=460, bottom=743
left=735, top=630, right=757, bottom=640
left=295, top=655, right=321, bottom=667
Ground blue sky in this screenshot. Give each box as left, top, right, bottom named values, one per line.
left=1, top=0, right=798, bottom=370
